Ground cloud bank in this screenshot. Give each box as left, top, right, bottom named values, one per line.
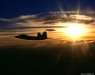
left=0, top=12, right=95, bottom=31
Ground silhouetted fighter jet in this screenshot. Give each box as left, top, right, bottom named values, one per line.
left=15, top=32, right=47, bottom=40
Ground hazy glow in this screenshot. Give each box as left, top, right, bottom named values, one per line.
left=64, top=23, right=88, bottom=40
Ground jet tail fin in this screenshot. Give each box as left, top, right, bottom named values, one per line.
left=42, top=32, right=47, bottom=39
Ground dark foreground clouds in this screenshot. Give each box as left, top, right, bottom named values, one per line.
left=0, top=40, right=95, bottom=75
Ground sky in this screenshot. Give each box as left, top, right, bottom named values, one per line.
left=0, top=0, right=95, bottom=46
left=0, top=0, right=95, bottom=18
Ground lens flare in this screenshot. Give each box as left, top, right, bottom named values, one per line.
left=64, top=23, right=88, bottom=40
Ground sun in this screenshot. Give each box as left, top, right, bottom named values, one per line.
left=64, top=23, right=87, bottom=40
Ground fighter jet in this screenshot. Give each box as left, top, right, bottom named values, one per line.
left=15, top=32, right=47, bottom=40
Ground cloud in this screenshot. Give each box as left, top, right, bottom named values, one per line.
left=0, top=13, right=60, bottom=31
left=0, top=12, right=95, bottom=31
left=0, top=15, right=39, bottom=30
left=46, top=29, right=56, bottom=32
left=0, top=18, right=12, bottom=22
left=17, top=15, right=37, bottom=20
